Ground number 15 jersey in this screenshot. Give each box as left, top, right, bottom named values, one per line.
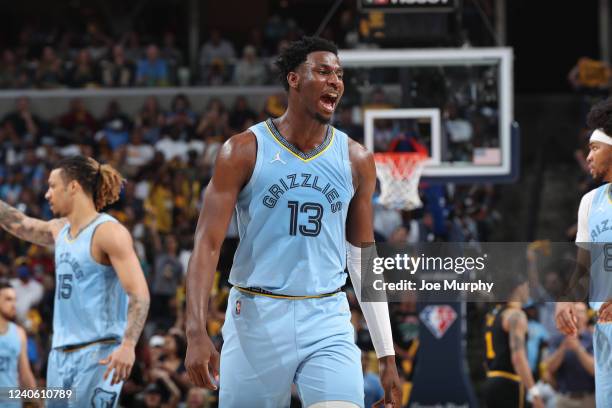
left=230, top=119, right=355, bottom=296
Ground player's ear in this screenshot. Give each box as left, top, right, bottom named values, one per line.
left=287, top=71, right=299, bottom=90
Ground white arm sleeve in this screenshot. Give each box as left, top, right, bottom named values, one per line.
left=346, top=242, right=395, bottom=358
left=576, top=190, right=595, bottom=245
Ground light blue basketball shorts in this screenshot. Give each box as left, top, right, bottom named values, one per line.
left=46, top=341, right=123, bottom=408
left=594, top=322, right=612, bottom=408
left=220, top=287, right=365, bottom=408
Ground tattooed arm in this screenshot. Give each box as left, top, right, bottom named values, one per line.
left=0, top=200, right=66, bottom=246
left=96, top=221, right=150, bottom=385
left=505, top=309, right=535, bottom=387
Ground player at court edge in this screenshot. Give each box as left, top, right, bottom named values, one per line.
left=556, top=96, right=612, bottom=408
left=0, top=279, right=37, bottom=407
left=0, top=156, right=150, bottom=408
left=185, top=36, right=402, bottom=407
left=483, top=275, right=544, bottom=408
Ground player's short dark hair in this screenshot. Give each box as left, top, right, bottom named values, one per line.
left=275, top=36, right=339, bottom=91
left=54, top=155, right=125, bottom=211
left=587, top=97, right=612, bottom=136
left=0, top=278, right=12, bottom=291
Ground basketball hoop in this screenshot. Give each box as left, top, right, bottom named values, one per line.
left=374, top=152, right=427, bottom=210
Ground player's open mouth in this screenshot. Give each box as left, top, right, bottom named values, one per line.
left=320, top=92, right=338, bottom=113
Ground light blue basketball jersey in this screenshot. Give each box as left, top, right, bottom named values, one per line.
left=52, top=213, right=128, bottom=348
left=230, top=119, right=354, bottom=296
left=0, top=322, right=20, bottom=388
left=587, top=183, right=612, bottom=311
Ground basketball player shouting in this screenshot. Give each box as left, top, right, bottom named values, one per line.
left=556, top=97, right=612, bottom=407
left=185, top=37, right=402, bottom=407
left=0, top=156, right=149, bottom=407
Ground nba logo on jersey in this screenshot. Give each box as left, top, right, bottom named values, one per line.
left=420, top=305, right=457, bottom=339
left=235, top=300, right=241, bottom=316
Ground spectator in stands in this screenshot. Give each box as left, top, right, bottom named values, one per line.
left=198, top=29, right=235, bottom=84
left=233, top=45, right=266, bottom=86
left=9, top=262, right=43, bottom=324
left=155, top=126, right=189, bottom=163
left=84, top=22, right=112, bottom=62
left=125, top=127, right=156, bottom=176
left=137, top=45, right=170, bottom=87
left=20, top=148, right=46, bottom=191
left=67, top=49, right=99, bottom=88
left=123, top=31, right=144, bottom=62
left=228, top=96, right=257, bottom=133
left=0, top=50, right=29, bottom=89
left=544, top=302, right=595, bottom=407
left=160, top=32, right=184, bottom=85
left=148, top=229, right=183, bottom=331
left=523, top=303, right=549, bottom=381
left=96, top=100, right=132, bottom=151
left=3, top=97, right=44, bottom=145
left=362, top=352, right=385, bottom=408
left=100, top=44, right=134, bottom=87
left=195, top=98, right=228, bottom=140
left=35, top=46, right=64, bottom=89
left=166, top=94, right=196, bottom=138
left=158, top=333, right=190, bottom=392
left=179, top=387, right=210, bottom=408
left=57, top=97, right=98, bottom=143
left=334, top=106, right=363, bottom=143
left=136, top=96, right=166, bottom=144
left=145, top=171, right=175, bottom=234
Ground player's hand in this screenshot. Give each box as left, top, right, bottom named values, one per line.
left=185, top=333, right=220, bottom=390
left=373, top=355, right=402, bottom=408
left=99, top=342, right=136, bottom=385
left=532, top=396, right=545, bottom=408
left=555, top=302, right=578, bottom=335
left=599, top=299, right=612, bottom=322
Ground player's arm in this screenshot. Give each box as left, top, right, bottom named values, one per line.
left=542, top=338, right=565, bottom=375
left=506, top=309, right=543, bottom=407
left=557, top=191, right=593, bottom=335
left=185, top=131, right=255, bottom=390
left=16, top=326, right=36, bottom=389
left=345, top=139, right=401, bottom=407
left=0, top=200, right=66, bottom=247
left=96, top=222, right=150, bottom=385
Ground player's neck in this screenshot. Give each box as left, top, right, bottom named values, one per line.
left=274, top=106, right=328, bottom=149
left=66, top=197, right=99, bottom=235
left=0, top=318, right=8, bottom=334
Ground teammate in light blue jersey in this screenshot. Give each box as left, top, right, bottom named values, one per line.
left=557, top=97, right=612, bottom=407
left=0, top=156, right=150, bottom=407
left=0, top=280, right=36, bottom=407
left=185, top=37, right=401, bottom=408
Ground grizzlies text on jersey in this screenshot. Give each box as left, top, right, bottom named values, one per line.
left=230, top=119, right=354, bottom=296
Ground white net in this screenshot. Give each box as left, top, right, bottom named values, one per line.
left=374, top=153, right=427, bottom=210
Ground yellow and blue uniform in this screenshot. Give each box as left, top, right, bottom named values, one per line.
left=47, top=213, right=127, bottom=408
left=484, top=305, right=525, bottom=408
left=220, top=119, right=364, bottom=407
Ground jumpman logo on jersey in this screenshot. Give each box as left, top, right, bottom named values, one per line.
left=270, top=151, right=287, bottom=165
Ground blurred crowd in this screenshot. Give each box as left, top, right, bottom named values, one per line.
left=0, top=8, right=362, bottom=90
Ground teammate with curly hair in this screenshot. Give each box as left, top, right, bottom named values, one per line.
left=556, top=97, right=612, bottom=407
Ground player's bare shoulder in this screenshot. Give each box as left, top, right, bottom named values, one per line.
left=213, top=130, right=257, bottom=188
left=347, top=138, right=376, bottom=191
left=502, top=307, right=527, bottom=332
left=48, top=218, right=68, bottom=239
